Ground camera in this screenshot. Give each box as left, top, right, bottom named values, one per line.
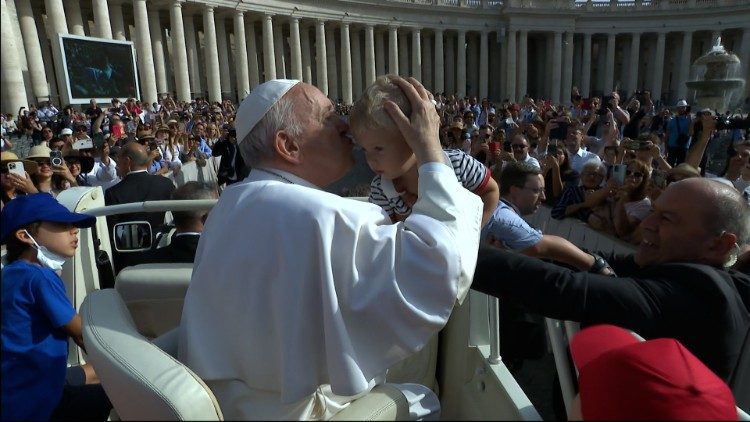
left=715, top=116, right=750, bottom=131
left=50, top=150, right=63, bottom=166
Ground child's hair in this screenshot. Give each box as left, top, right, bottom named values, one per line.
left=5, top=222, right=41, bottom=263
left=349, top=75, right=412, bottom=137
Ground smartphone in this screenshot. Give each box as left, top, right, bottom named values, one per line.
left=489, top=142, right=500, bottom=155
left=612, top=164, right=627, bottom=185
left=73, top=138, right=94, bottom=150
left=7, top=161, right=25, bottom=177
left=93, top=132, right=106, bottom=149
left=550, top=121, right=569, bottom=141
left=50, top=150, right=63, bottom=167
left=548, top=144, right=559, bottom=155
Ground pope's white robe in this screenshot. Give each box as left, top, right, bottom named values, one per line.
left=178, top=162, right=483, bottom=420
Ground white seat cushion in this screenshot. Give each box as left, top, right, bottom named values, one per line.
left=81, top=289, right=223, bottom=420
left=115, top=263, right=193, bottom=338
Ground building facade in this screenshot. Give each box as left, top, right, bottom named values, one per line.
left=1, top=0, right=749, bottom=114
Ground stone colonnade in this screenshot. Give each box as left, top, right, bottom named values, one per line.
left=1, top=0, right=749, bottom=114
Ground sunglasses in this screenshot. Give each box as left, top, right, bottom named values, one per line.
left=511, top=144, right=527, bottom=150
left=626, top=170, right=644, bottom=179
left=582, top=172, right=604, bottom=178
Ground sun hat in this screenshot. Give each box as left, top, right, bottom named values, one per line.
left=60, top=128, right=73, bottom=136
left=668, top=162, right=701, bottom=179
left=63, top=153, right=95, bottom=174
left=235, top=79, right=301, bottom=144
left=570, top=325, right=736, bottom=420
left=155, top=125, right=171, bottom=135
left=26, top=145, right=53, bottom=163
left=676, top=99, right=689, bottom=107
left=1, top=151, right=38, bottom=174
left=0, top=193, right=96, bottom=243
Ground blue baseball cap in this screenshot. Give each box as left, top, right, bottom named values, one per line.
left=0, top=193, right=96, bottom=244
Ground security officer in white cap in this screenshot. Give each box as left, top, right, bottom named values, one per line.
left=179, top=77, right=483, bottom=420
left=665, top=99, right=693, bottom=166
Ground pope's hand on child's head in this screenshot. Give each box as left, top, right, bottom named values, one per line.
left=383, top=77, right=444, bottom=166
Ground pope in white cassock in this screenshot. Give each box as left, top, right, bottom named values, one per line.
left=178, top=77, right=483, bottom=420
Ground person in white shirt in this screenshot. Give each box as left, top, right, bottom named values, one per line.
left=509, top=134, right=541, bottom=170
left=565, top=126, right=602, bottom=175
left=178, top=77, right=483, bottom=420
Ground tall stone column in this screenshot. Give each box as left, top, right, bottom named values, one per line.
left=351, top=26, right=363, bottom=96
left=44, top=0, right=68, bottom=35
left=289, top=17, right=302, bottom=81
left=423, top=32, right=432, bottom=91
left=110, top=1, right=126, bottom=40
left=652, top=31, right=666, bottom=102
left=92, top=0, right=111, bottom=38
left=675, top=31, right=692, bottom=100
left=375, top=29, right=385, bottom=77
left=325, top=25, right=338, bottom=100
left=365, top=24, right=376, bottom=86
left=233, top=12, right=250, bottom=99
left=581, top=33, right=592, bottom=97
left=301, top=24, right=312, bottom=84
left=506, top=29, right=517, bottom=102
left=169, top=1, right=190, bottom=101
left=184, top=13, right=201, bottom=94
left=273, top=18, right=286, bottom=79
left=627, top=32, right=640, bottom=95
left=412, top=28, right=422, bottom=81
left=202, top=6, right=221, bottom=102
left=17, top=0, right=49, bottom=102
left=315, top=19, right=328, bottom=96
left=604, top=33, right=616, bottom=94
left=149, top=9, right=168, bottom=96
left=517, top=30, right=527, bottom=101
left=552, top=31, right=563, bottom=103
left=64, top=0, right=85, bottom=36
left=479, top=30, right=488, bottom=99
left=445, top=33, right=455, bottom=94
left=739, top=28, right=750, bottom=98
left=341, top=22, right=353, bottom=105
left=388, top=26, right=398, bottom=75
left=133, top=0, right=157, bottom=103
left=216, top=15, right=233, bottom=97
left=563, top=31, right=574, bottom=103
left=456, top=30, right=466, bottom=97
left=245, top=19, right=260, bottom=89
left=262, top=14, right=276, bottom=81
left=399, top=29, right=409, bottom=76
left=1, top=0, right=28, bottom=113
left=434, top=29, right=444, bottom=94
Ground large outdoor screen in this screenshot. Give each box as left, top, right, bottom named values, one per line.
left=56, top=34, right=140, bottom=104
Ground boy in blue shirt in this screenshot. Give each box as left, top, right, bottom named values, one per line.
left=1, top=193, right=111, bottom=420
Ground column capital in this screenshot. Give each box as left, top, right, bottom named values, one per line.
left=317, top=18, right=326, bottom=25
left=341, top=21, right=350, bottom=28
left=171, top=0, right=184, bottom=8
left=288, top=16, right=299, bottom=23
left=203, top=3, right=214, bottom=11
left=234, top=10, right=244, bottom=18
left=264, top=13, right=275, bottom=20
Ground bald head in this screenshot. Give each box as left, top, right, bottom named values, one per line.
left=636, top=177, right=750, bottom=267
left=121, top=142, right=151, bottom=169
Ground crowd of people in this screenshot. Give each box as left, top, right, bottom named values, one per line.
left=2, top=74, right=749, bottom=421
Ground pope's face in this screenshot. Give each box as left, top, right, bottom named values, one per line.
left=293, top=84, right=354, bottom=187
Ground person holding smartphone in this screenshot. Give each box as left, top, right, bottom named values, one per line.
left=1, top=152, right=38, bottom=209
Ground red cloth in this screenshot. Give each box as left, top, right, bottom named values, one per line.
left=571, top=324, right=737, bottom=420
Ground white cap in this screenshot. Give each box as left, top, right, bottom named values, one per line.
left=236, top=79, right=301, bottom=144
left=60, top=128, right=73, bottom=136
left=676, top=99, right=688, bottom=107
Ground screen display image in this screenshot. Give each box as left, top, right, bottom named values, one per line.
left=58, top=34, right=139, bottom=103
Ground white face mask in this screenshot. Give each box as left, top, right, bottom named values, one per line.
left=24, top=230, right=68, bottom=271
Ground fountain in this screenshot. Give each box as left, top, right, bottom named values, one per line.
left=685, top=37, right=745, bottom=113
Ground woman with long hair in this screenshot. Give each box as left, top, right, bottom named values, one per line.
left=26, top=146, right=76, bottom=197
left=541, top=143, right=575, bottom=205
left=613, top=159, right=652, bottom=242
